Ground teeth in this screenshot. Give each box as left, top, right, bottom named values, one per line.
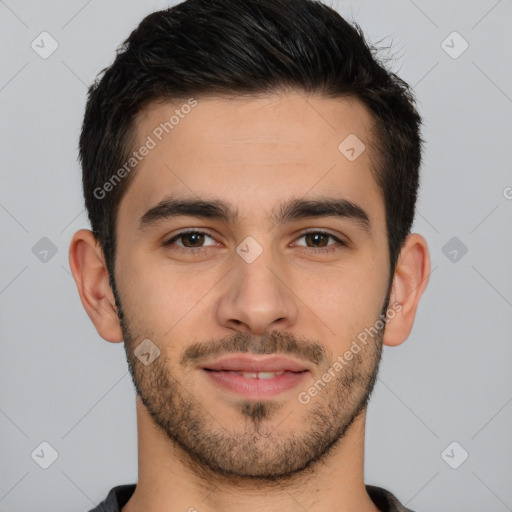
left=229, top=370, right=285, bottom=379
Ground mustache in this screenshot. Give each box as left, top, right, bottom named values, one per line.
left=180, top=330, right=328, bottom=368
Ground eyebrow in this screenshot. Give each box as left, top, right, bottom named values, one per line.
left=138, top=195, right=371, bottom=234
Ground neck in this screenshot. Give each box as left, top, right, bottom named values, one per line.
left=122, top=396, right=380, bottom=512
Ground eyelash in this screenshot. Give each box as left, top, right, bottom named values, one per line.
left=163, top=229, right=346, bottom=255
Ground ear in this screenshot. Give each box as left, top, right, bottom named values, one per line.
left=68, top=229, right=124, bottom=343
left=382, top=233, right=431, bottom=347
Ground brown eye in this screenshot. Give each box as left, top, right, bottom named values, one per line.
left=177, top=232, right=206, bottom=247
left=294, top=231, right=346, bottom=252
left=303, top=232, right=330, bottom=248
left=164, top=230, right=216, bottom=250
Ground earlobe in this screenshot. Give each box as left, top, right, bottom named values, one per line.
left=382, top=233, right=431, bottom=347
left=68, top=229, right=124, bottom=343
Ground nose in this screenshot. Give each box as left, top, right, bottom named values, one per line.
left=215, top=247, right=299, bottom=335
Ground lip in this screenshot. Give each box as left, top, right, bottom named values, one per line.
left=200, top=354, right=311, bottom=399
left=202, top=369, right=310, bottom=399
left=201, top=354, right=311, bottom=373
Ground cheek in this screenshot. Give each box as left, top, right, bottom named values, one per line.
left=302, top=257, right=387, bottom=341
left=116, top=252, right=220, bottom=334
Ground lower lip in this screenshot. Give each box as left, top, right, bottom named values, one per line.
left=202, top=369, right=309, bottom=399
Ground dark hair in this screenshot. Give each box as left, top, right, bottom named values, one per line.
left=79, top=0, right=423, bottom=298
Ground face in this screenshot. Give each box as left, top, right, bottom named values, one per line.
left=113, top=91, right=392, bottom=480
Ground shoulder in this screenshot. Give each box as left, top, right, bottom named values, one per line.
left=366, top=484, right=416, bottom=512
left=87, top=484, right=137, bottom=512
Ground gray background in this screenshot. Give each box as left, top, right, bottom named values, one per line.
left=1, top=0, right=511, bottom=510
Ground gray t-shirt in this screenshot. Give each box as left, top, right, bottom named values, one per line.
left=87, top=483, right=415, bottom=511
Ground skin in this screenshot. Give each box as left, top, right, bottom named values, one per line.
left=69, top=90, right=430, bottom=512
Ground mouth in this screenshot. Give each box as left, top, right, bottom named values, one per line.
left=201, top=369, right=309, bottom=398
left=201, top=353, right=310, bottom=373
left=203, top=369, right=306, bottom=379
left=200, top=354, right=311, bottom=398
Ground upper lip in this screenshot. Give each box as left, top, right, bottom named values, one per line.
left=201, top=354, right=310, bottom=373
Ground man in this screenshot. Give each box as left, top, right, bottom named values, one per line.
left=69, top=0, right=430, bottom=510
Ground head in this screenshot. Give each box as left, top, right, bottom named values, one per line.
left=70, top=0, right=430, bottom=482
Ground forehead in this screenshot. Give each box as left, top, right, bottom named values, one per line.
left=118, top=91, right=384, bottom=231
left=134, top=92, right=375, bottom=159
